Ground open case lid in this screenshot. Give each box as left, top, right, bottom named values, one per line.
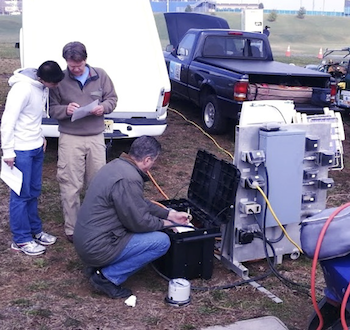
left=188, top=149, right=240, bottom=225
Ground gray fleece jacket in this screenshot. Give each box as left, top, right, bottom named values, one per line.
left=73, top=153, right=169, bottom=267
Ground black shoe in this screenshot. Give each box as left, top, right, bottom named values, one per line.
left=89, top=270, right=132, bottom=299
left=66, top=234, right=73, bottom=243
left=84, top=266, right=98, bottom=278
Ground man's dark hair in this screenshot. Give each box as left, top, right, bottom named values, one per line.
left=37, top=60, right=64, bottom=83
left=62, top=41, right=88, bottom=62
left=129, top=136, right=161, bottom=161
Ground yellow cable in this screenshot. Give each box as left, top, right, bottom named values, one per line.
left=154, top=107, right=303, bottom=254
left=159, top=107, right=302, bottom=253
left=168, top=107, right=234, bottom=161
left=255, top=185, right=303, bottom=254
left=148, top=107, right=234, bottom=198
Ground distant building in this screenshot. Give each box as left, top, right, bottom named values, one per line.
left=151, top=0, right=347, bottom=15
left=216, top=1, right=260, bottom=11
left=261, top=0, right=345, bottom=12
left=195, top=0, right=216, bottom=12
left=151, top=0, right=216, bottom=12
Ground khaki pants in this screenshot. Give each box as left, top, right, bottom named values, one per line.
left=57, top=133, right=106, bottom=235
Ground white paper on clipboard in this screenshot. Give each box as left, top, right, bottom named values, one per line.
left=0, top=159, right=23, bottom=195
left=71, top=100, right=99, bottom=122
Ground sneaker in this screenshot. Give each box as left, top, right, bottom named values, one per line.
left=11, top=241, right=46, bottom=256
left=34, top=231, right=57, bottom=246
left=89, top=270, right=132, bottom=299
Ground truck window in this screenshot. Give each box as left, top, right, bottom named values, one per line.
left=242, top=39, right=264, bottom=58
left=202, top=36, right=265, bottom=59
left=177, top=33, right=196, bottom=60
left=203, top=37, right=225, bottom=56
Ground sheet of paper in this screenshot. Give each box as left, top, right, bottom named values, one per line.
left=0, top=159, right=23, bottom=195
left=175, top=223, right=195, bottom=233
left=71, top=100, right=99, bottom=122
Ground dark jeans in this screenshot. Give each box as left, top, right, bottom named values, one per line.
left=9, top=146, right=44, bottom=243
left=102, top=231, right=170, bottom=285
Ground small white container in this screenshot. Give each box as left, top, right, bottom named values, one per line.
left=165, top=278, right=191, bottom=307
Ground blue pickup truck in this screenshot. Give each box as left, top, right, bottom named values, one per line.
left=164, top=13, right=337, bottom=134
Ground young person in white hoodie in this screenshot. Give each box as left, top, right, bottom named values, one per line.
left=1, top=61, right=64, bottom=256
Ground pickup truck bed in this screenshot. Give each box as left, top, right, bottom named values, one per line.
left=199, top=58, right=330, bottom=79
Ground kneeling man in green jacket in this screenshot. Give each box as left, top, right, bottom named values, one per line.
left=73, top=135, right=190, bottom=298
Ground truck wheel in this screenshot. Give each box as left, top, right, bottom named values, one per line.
left=202, top=95, right=228, bottom=134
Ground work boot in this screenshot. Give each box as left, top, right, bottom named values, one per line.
left=84, top=266, right=98, bottom=278
left=89, top=270, right=132, bottom=299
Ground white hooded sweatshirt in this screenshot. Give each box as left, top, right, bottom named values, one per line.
left=1, top=68, right=48, bottom=159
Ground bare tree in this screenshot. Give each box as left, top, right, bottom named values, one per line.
left=0, top=0, right=6, bottom=15
left=17, top=0, right=22, bottom=13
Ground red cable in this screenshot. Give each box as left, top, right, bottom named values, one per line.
left=311, top=202, right=350, bottom=330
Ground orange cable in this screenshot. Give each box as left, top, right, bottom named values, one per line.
left=151, top=200, right=167, bottom=209
left=147, top=170, right=169, bottom=200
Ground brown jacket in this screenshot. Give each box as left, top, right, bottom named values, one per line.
left=49, top=65, right=117, bottom=136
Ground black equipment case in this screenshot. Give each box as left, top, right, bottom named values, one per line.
left=154, top=149, right=240, bottom=280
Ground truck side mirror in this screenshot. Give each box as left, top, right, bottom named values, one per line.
left=166, top=44, right=174, bottom=52
left=178, top=47, right=188, bottom=57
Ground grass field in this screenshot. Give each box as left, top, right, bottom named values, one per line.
left=2, top=13, right=350, bottom=65
left=0, top=15, right=20, bottom=58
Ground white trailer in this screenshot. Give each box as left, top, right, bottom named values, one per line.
left=20, top=0, right=171, bottom=139
left=241, top=9, right=264, bottom=34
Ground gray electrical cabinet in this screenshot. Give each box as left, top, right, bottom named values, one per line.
left=257, top=129, right=305, bottom=228
left=220, top=115, right=341, bottom=278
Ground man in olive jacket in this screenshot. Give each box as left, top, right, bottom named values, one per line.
left=73, top=136, right=190, bottom=298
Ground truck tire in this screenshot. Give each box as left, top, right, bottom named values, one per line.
left=202, top=95, right=228, bottom=134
